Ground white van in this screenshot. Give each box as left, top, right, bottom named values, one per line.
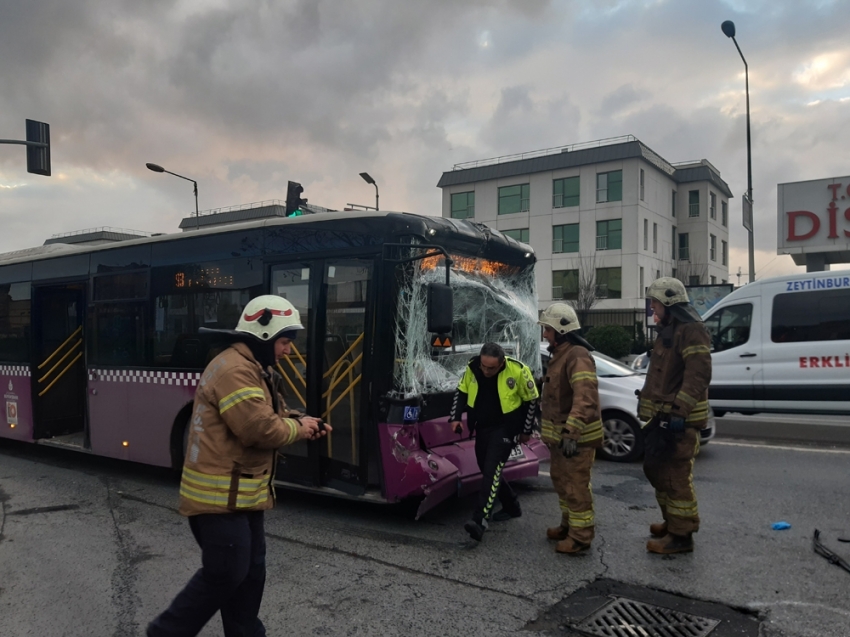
left=703, top=271, right=850, bottom=416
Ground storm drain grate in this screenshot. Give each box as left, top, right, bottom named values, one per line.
left=576, top=596, right=720, bottom=637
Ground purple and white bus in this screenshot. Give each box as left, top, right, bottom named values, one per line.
left=0, top=211, right=545, bottom=517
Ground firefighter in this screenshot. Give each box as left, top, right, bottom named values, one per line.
left=639, top=277, right=712, bottom=555
left=538, top=303, right=603, bottom=555
left=449, top=342, right=539, bottom=542
left=147, top=295, right=331, bottom=637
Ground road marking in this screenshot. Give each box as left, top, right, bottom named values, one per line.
left=539, top=471, right=550, bottom=477
left=711, top=440, right=850, bottom=454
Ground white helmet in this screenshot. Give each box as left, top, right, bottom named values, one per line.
left=235, top=295, right=304, bottom=341
left=538, top=302, right=581, bottom=335
left=646, top=277, right=689, bottom=307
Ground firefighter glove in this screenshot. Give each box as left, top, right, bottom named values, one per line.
left=558, top=437, right=578, bottom=458
left=667, top=416, right=686, bottom=433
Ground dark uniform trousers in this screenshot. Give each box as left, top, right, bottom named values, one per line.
left=147, top=511, right=267, bottom=637
left=473, top=422, right=520, bottom=523
left=643, top=427, right=701, bottom=536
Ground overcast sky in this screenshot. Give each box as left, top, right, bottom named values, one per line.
left=2, top=0, right=849, bottom=280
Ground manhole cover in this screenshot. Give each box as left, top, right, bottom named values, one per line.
left=576, top=596, right=720, bottom=637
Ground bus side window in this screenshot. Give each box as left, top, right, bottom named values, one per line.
left=706, top=303, right=752, bottom=353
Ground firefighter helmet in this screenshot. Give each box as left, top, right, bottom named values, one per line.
left=646, top=277, right=689, bottom=306
left=235, top=295, right=304, bottom=341
left=538, top=302, right=581, bottom=335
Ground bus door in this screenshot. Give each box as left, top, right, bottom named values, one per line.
left=30, top=283, right=87, bottom=442
left=270, top=259, right=373, bottom=494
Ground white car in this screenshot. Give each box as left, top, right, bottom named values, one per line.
left=540, top=344, right=716, bottom=462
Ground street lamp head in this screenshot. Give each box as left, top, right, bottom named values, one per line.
left=146, top=162, right=165, bottom=173
left=359, top=172, right=375, bottom=185
left=721, top=20, right=736, bottom=38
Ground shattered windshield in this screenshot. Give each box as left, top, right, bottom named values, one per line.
left=393, top=255, right=541, bottom=397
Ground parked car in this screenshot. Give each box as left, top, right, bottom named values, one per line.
left=630, top=351, right=650, bottom=374
left=540, top=344, right=715, bottom=462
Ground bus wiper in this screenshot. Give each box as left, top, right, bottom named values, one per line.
left=813, top=529, right=850, bottom=574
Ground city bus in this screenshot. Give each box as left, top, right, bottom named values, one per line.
left=0, top=211, right=545, bottom=517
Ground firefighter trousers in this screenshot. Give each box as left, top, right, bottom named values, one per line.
left=643, top=427, right=700, bottom=536
left=147, top=511, right=267, bottom=637
left=548, top=445, right=596, bottom=544
left=472, top=424, right=520, bottom=523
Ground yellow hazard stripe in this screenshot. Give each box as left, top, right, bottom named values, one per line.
left=666, top=498, right=699, bottom=518
left=182, top=466, right=269, bottom=490
left=218, top=386, right=266, bottom=414
left=567, top=508, right=595, bottom=528
left=578, top=420, right=603, bottom=443
left=570, top=372, right=598, bottom=384
left=675, top=391, right=697, bottom=407
left=179, top=483, right=269, bottom=508
left=682, top=345, right=710, bottom=359
left=541, top=418, right=560, bottom=444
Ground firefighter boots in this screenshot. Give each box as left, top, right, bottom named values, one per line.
left=649, top=521, right=668, bottom=538
left=646, top=533, right=694, bottom=554
left=555, top=537, right=590, bottom=555
left=546, top=525, right=570, bottom=541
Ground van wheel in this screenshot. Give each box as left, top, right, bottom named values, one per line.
left=599, top=411, right=644, bottom=463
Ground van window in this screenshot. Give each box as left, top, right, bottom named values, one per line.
left=771, top=289, right=850, bottom=343
left=705, top=303, right=752, bottom=352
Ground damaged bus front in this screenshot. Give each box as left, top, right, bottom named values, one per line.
left=379, top=234, right=546, bottom=518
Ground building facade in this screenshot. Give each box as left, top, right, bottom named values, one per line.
left=437, top=136, right=732, bottom=316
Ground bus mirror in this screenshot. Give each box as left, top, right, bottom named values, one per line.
left=427, top=282, right=453, bottom=334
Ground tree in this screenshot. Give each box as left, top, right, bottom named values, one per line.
left=585, top=324, right=632, bottom=359
left=568, top=252, right=599, bottom=327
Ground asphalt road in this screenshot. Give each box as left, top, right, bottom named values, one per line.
left=1, top=436, right=849, bottom=637
left=715, top=413, right=850, bottom=446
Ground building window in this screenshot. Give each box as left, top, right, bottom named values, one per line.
left=640, top=266, right=644, bottom=296
left=679, top=233, right=689, bottom=260
left=553, top=223, right=579, bottom=253
left=498, top=184, right=529, bottom=215
left=596, top=267, right=622, bottom=299
left=640, top=169, right=645, bottom=201
left=689, top=275, right=701, bottom=286
left=710, top=192, right=717, bottom=220
left=722, top=201, right=728, bottom=227
left=653, top=223, right=658, bottom=254
left=721, top=240, right=728, bottom=266
left=672, top=190, right=676, bottom=217
left=710, top=234, right=717, bottom=261
left=450, top=191, right=475, bottom=219
left=503, top=228, right=529, bottom=243
left=672, top=226, right=677, bottom=260
left=710, top=276, right=717, bottom=284
left=552, top=269, right=579, bottom=300
left=553, top=176, right=579, bottom=208
left=596, top=170, right=622, bottom=203
left=656, top=269, right=660, bottom=280
left=689, top=190, right=700, bottom=217
left=596, top=219, right=622, bottom=250
left=643, top=219, right=648, bottom=250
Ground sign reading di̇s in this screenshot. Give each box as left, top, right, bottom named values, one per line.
left=778, top=176, right=850, bottom=267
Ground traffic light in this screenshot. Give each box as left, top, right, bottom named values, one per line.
left=285, top=181, right=306, bottom=216
left=25, top=119, right=50, bottom=176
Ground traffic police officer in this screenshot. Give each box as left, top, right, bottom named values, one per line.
left=639, top=277, right=712, bottom=554
left=538, top=303, right=603, bottom=555
left=148, top=295, right=330, bottom=636
left=449, top=342, right=538, bottom=542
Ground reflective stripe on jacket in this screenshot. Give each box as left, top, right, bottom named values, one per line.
left=638, top=319, right=712, bottom=428
left=540, top=342, right=603, bottom=447
left=178, top=342, right=303, bottom=516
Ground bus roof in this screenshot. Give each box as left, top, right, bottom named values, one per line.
left=0, top=210, right=536, bottom=268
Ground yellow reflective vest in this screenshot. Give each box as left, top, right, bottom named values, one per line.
left=178, top=342, right=304, bottom=516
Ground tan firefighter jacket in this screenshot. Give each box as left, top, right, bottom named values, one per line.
left=638, top=319, right=712, bottom=428
left=178, top=342, right=304, bottom=516
left=540, top=342, right=603, bottom=447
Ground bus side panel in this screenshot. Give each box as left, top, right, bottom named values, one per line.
left=0, top=367, right=33, bottom=442
left=87, top=368, right=198, bottom=466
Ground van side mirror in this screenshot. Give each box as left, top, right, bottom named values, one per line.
left=427, top=282, right=453, bottom=334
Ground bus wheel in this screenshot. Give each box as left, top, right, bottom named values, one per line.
left=169, top=404, right=194, bottom=470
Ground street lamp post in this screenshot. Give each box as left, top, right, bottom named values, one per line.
left=359, top=172, right=379, bottom=211
left=721, top=20, right=755, bottom=283
left=146, top=162, right=200, bottom=230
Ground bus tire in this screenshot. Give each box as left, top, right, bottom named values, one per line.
left=169, top=403, right=194, bottom=471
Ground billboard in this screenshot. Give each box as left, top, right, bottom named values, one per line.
left=777, top=176, right=850, bottom=267
left=686, top=284, right=735, bottom=317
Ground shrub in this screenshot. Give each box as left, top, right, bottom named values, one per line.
left=585, top=324, right=632, bottom=360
